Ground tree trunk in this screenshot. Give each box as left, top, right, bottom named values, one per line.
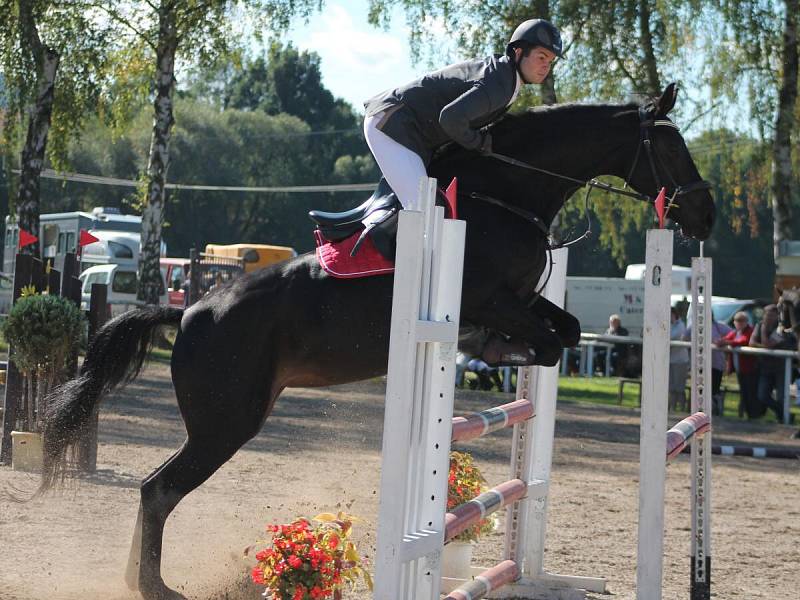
left=771, top=0, right=798, bottom=262
left=138, top=6, right=178, bottom=305
left=638, top=0, right=661, bottom=96
left=16, top=5, right=59, bottom=258
left=533, top=0, right=558, bottom=106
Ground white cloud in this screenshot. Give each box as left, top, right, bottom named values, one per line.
left=288, top=2, right=422, bottom=110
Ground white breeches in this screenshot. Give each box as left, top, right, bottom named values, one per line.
left=363, top=113, right=428, bottom=210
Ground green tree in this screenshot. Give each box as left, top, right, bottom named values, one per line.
left=97, top=0, right=303, bottom=304
left=710, top=0, right=799, bottom=262
left=218, top=43, right=367, bottom=180
left=0, top=0, right=113, bottom=256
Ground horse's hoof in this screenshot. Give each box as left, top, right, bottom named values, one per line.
left=139, top=577, right=187, bottom=600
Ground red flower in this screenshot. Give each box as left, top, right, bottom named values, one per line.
left=288, top=554, right=303, bottom=569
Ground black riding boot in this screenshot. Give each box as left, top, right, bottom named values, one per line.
left=480, top=333, right=537, bottom=367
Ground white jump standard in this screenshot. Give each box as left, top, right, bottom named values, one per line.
left=637, top=230, right=713, bottom=600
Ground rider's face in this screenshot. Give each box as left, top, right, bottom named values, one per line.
left=516, top=46, right=556, bottom=84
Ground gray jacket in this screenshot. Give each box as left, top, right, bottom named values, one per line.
left=364, top=54, right=519, bottom=165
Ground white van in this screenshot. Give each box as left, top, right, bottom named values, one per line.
left=79, top=264, right=167, bottom=316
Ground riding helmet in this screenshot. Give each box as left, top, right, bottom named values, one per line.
left=507, top=19, right=563, bottom=58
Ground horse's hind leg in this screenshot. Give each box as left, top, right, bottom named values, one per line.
left=125, top=435, right=244, bottom=600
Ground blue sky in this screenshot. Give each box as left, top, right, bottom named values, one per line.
left=284, top=0, right=429, bottom=111
left=273, top=1, right=751, bottom=138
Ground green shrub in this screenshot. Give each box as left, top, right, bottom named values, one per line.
left=1, top=293, right=84, bottom=376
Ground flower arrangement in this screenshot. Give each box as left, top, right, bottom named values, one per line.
left=248, top=512, right=372, bottom=600
left=447, top=451, right=495, bottom=543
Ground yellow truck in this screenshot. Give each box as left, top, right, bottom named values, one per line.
left=204, top=243, right=297, bottom=273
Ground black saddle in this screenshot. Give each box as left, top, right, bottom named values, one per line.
left=309, top=178, right=402, bottom=260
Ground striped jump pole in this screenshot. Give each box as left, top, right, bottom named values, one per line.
left=667, top=413, right=711, bottom=460
left=444, top=479, right=528, bottom=542
left=444, top=560, right=520, bottom=600
left=681, top=444, right=800, bottom=460
left=451, top=399, right=534, bottom=443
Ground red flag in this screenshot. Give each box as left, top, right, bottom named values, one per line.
left=444, top=177, right=458, bottom=220
left=79, top=229, right=100, bottom=247
left=18, top=229, right=38, bottom=249
left=654, top=187, right=667, bottom=229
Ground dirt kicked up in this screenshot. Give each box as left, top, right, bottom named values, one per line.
left=1, top=362, right=798, bottom=600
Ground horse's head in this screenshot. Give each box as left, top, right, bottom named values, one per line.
left=623, top=83, right=715, bottom=240
left=777, top=287, right=800, bottom=346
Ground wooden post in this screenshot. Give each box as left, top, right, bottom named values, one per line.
left=61, top=252, right=77, bottom=297
left=30, top=257, right=45, bottom=293
left=0, top=254, right=34, bottom=464
left=75, top=283, right=109, bottom=472
left=47, top=267, right=61, bottom=296
left=189, top=248, right=200, bottom=305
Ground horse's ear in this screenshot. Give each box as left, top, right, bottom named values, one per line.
left=776, top=286, right=784, bottom=296
left=655, top=82, right=678, bottom=117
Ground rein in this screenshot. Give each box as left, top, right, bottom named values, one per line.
left=465, top=108, right=712, bottom=304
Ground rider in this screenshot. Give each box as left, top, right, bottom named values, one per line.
left=364, top=19, right=564, bottom=366
left=363, top=18, right=563, bottom=210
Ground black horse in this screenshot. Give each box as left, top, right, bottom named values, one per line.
left=38, top=84, right=714, bottom=599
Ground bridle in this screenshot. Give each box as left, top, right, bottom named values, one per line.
left=467, top=106, right=712, bottom=302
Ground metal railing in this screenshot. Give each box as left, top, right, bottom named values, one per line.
left=565, top=333, right=799, bottom=424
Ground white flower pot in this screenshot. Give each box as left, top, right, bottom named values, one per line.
left=441, top=540, right=473, bottom=580
left=11, top=431, right=43, bottom=472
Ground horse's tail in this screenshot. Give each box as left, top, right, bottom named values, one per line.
left=39, top=306, right=183, bottom=493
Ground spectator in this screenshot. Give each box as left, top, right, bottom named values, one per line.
left=456, top=351, right=504, bottom=391
left=684, top=317, right=733, bottom=415
left=209, top=272, right=225, bottom=292
left=466, top=357, right=504, bottom=391
left=604, top=314, right=630, bottom=376
left=718, top=312, right=760, bottom=418
left=749, top=305, right=797, bottom=422
left=669, top=307, right=690, bottom=411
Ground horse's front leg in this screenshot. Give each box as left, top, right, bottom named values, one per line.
left=466, top=287, right=564, bottom=367
left=528, top=295, right=581, bottom=348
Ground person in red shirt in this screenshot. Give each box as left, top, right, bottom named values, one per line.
left=718, top=311, right=760, bottom=418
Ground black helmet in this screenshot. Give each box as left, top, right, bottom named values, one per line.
left=507, top=19, right=563, bottom=58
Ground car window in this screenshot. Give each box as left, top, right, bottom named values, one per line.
left=112, top=271, right=138, bottom=294
left=81, top=272, right=106, bottom=294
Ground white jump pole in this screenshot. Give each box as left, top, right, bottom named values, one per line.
left=373, top=177, right=466, bottom=600
left=637, top=229, right=673, bottom=599
left=690, top=256, right=712, bottom=600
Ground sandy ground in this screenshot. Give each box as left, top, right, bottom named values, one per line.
left=1, top=361, right=799, bottom=600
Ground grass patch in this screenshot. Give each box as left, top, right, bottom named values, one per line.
left=558, top=376, right=640, bottom=408
left=557, top=373, right=797, bottom=424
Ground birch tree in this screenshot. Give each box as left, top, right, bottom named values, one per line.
left=0, top=0, right=111, bottom=257
left=97, top=0, right=324, bottom=304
